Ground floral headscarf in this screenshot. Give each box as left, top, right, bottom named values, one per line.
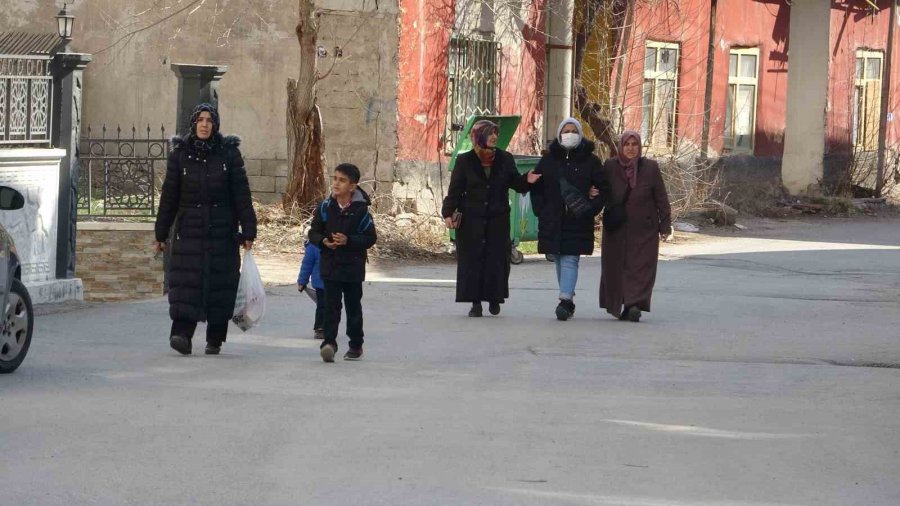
left=470, top=120, right=499, bottom=167
left=618, top=130, right=642, bottom=189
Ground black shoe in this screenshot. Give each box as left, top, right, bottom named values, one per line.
left=344, top=347, right=363, bottom=361
left=169, top=335, right=192, bottom=355
left=468, top=302, right=483, bottom=317
left=627, top=306, right=642, bottom=322
left=555, top=299, right=573, bottom=321
left=205, top=342, right=221, bottom=355
left=488, top=301, right=501, bottom=315
left=320, top=343, right=336, bottom=363
left=566, top=300, right=576, bottom=317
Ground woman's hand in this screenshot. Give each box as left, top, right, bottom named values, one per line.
left=154, top=241, right=166, bottom=253
left=589, top=186, right=600, bottom=199
left=526, top=171, right=542, bottom=184
left=243, top=240, right=253, bottom=250
left=444, top=217, right=456, bottom=229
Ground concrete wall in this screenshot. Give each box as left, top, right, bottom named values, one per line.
left=315, top=5, right=399, bottom=192
left=2, top=0, right=398, bottom=204
left=76, top=223, right=163, bottom=301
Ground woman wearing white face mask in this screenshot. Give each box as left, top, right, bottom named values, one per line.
left=530, top=118, right=610, bottom=320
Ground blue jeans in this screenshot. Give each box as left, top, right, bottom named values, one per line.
left=555, top=255, right=580, bottom=300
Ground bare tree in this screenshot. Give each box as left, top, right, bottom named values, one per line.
left=282, top=0, right=326, bottom=210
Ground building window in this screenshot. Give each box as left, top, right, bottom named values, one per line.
left=641, top=41, right=679, bottom=149
left=724, top=47, right=759, bottom=153
left=854, top=49, right=883, bottom=151
left=445, top=36, right=501, bottom=152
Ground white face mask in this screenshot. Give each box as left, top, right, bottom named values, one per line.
left=560, top=132, right=581, bottom=149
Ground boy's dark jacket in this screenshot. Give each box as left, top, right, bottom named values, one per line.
left=308, top=188, right=377, bottom=282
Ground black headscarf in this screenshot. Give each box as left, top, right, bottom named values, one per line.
left=187, top=103, right=221, bottom=153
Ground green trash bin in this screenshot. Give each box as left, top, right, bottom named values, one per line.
left=446, top=115, right=540, bottom=264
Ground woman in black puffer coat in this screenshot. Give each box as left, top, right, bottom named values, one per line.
left=530, top=117, right=610, bottom=321
left=154, top=103, right=257, bottom=355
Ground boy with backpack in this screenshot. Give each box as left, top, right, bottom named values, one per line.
left=297, top=238, right=325, bottom=340
left=308, top=163, right=377, bottom=362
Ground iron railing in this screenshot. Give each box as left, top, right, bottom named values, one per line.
left=445, top=36, right=502, bottom=152
left=77, top=124, right=169, bottom=218
left=0, top=55, right=53, bottom=146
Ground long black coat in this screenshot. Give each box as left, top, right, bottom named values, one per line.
left=530, top=140, right=609, bottom=255
left=308, top=188, right=377, bottom=283
left=155, top=134, right=257, bottom=325
left=441, top=149, right=530, bottom=303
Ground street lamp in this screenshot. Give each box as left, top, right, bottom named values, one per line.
left=55, top=3, right=75, bottom=41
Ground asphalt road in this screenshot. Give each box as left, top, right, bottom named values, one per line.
left=2, top=218, right=899, bottom=505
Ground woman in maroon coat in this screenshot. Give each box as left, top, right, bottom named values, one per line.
left=599, top=131, right=671, bottom=322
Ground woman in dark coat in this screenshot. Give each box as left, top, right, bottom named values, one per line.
left=154, top=103, right=257, bottom=354
left=441, top=120, right=541, bottom=317
left=530, top=117, right=609, bottom=321
left=599, top=130, right=671, bottom=322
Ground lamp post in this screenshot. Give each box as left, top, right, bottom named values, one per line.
left=55, top=2, right=75, bottom=51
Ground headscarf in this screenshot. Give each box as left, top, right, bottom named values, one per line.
left=471, top=119, right=499, bottom=167
left=618, top=130, right=642, bottom=189
left=556, top=117, right=584, bottom=147
left=187, top=103, right=221, bottom=153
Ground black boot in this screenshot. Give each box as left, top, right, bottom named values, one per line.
left=169, top=335, right=192, bottom=355
left=626, top=306, right=642, bottom=322
left=488, top=301, right=501, bottom=315
left=468, top=302, right=483, bottom=317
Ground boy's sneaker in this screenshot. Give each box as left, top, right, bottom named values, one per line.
left=313, top=329, right=325, bottom=340
left=343, top=347, right=363, bottom=361
left=205, top=342, right=221, bottom=355
left=320, top=343, right=336, bottom=363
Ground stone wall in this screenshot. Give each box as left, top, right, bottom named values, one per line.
left=4, top=0, right=399, bottom=205
left=76, top=223, right=163, bottom=302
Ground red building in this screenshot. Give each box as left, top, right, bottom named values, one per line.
left=393, top=0, right=898, bottom=201
left=616, top=0, right=898, bottom=193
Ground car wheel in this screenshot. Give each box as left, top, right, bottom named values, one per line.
left=0, top=279, right=34, bottom=374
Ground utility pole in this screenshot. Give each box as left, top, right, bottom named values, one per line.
left=700, top=0, right=718, bottom=163
left=875, top=0, right=896, bottom=198
left=544, top=0, right=575, bottom=146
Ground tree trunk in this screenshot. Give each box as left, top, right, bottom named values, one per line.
left=572, top=0, right=618, bottom=156
left=283, top=0, right=325, bottom=210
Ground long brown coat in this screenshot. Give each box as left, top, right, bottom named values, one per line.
left=599, top=157, right=671, bottom=317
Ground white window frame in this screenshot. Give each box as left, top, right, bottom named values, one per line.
left=641, top=40, right=680, bottom=150
left=853, top=49, right=884, bottom=151
left=724, top=47, right=760, bottom=153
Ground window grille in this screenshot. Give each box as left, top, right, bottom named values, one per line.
left=444, top=36, right=502, bottom=152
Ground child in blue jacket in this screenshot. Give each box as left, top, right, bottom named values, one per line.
left=297, top=239, right=326, bottom=339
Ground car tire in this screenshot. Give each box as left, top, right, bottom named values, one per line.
left=0, top=279, right=34, bottom=374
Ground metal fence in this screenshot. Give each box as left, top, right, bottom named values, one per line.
left=77, top=125, right=169, bottom=218
left=0, top=55, right=53, bottom=146
left=444, top=36, right=502, bottom=152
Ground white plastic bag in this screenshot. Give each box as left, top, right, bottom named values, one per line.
left=232, top=251, right=266, bottom=331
